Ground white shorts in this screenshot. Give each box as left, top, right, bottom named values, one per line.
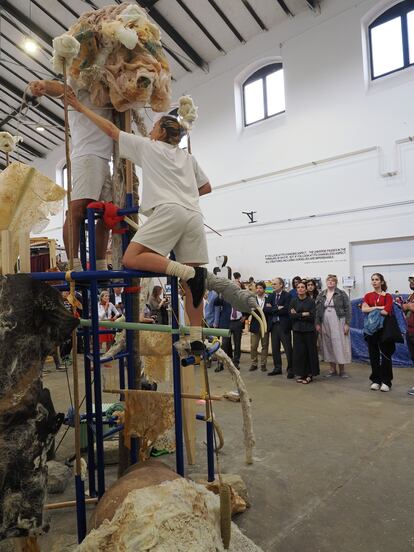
left=71, top=155, right=112, bottom=202
left=132, top=203, right=209, bottom=264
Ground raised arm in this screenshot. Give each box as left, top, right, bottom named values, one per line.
left=65, top=89, right=120, bottom=141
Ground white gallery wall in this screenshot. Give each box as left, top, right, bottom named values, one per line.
left=34, top=0, right=414, bottom=296
left=171, top=0, right=414, bottom=296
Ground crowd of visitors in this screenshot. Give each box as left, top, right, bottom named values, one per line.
left=206, top=271, right=414, bottom=394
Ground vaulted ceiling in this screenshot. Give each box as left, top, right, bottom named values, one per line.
left=0, top=0, right=321, bottom=168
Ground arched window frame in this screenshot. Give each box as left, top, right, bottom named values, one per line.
left=369, top=0, right=414, bottom=80
left=242, top=62, right=285, bottom=127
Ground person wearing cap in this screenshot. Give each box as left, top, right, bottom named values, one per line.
left=402, top=275, right=414, bottom=395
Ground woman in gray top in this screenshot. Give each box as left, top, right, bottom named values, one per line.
left=315, top=275, right=352, bottom=378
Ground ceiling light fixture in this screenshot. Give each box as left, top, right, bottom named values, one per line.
left=35, top=124, right=45, bottom=132
left=23, top=38, right=38, bottom=53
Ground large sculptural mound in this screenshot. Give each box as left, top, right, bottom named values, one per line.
left=61, top=2, right=171, bottom=112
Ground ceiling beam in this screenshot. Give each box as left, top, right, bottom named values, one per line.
left=3, top=147, right=33, bottom=163
left=162, top=43, right=191, bottom=72
left=0, top=100, right=63, bottom=142
left=3, top=135, right=45, bottom=158
left=1, top=116, right=58, bottom=148
left=0, top=0, right=53, bottom=48
left=240, top=0, right=268, bottom=31
left=0, top=76, right=65, bottom=128
left=276, top=0, right=295, bottom=17
left=0, top=56, right=64, bottom=111
left=305, top=0, right=321, bottom=13
left=0, top=122, right=45, bottom=157
left=56, top=0, right=80, bottom=19
left=175, top=0, right=225, bottom=53
left=29, top=0, right=68, bottom=32
left=0, top=108, right=58, bottom=146
left=136, top=0, right=208, bottom=70
left=208, top=0, right=246, bottom=43
left=0, top=31, right=56, bottom=78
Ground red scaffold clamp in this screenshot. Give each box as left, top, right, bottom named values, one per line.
left=87, top=201, right=127, bottom=234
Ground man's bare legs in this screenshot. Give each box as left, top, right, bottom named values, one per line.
left=63, top=198, right=109, bottom=267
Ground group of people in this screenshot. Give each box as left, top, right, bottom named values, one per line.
left=245, top=274, right=352, bottom=384
left=29, top=80, right=413, bottom=393
left=207, top=272, right=414, bottom=393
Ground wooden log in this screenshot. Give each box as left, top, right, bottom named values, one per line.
left=102, top=388, right=222, bottom=401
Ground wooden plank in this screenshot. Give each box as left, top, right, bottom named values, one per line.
left=1, top=229, right=14, bottom=274
left=18, top=232, right=31, bottom=272
left=181, top=362, right=197, bottom=465
left=48, top=239, right=57, bottom=268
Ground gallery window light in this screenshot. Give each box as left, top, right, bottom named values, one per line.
left=242, top=63, right=285, bottom=127
left=369, top=0, right=414, bottom=79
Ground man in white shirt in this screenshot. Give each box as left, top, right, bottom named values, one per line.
left=29, top=80, right=113, bottom=272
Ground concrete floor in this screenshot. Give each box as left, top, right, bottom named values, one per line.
left=39, top=353, right=414, bottom=552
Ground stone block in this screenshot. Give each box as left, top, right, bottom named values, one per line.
left=47, top=461, right=72, bottom=494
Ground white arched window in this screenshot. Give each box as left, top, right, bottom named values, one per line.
left=242, top=63, right=285, bottom=126
left=369, top=0, right=414, bottom=79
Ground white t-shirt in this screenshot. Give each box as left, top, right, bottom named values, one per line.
left=119, top=131, right=209, bottom=216
left=69, top=86, right=113, bottom=160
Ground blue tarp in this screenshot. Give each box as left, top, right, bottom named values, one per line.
left=350, top=295, right=412, bottom=367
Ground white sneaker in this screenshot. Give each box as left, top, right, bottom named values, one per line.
left=380, top=383, right=390, bottom=392
left=370, top=383, right=380, bottom=391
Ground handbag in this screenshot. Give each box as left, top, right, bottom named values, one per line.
left=381, top=313, right=404, bottom=344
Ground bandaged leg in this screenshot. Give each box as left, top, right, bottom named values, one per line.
left=206, top=272, right=257, bottom=312
left=205, top=272, right=267, bottom=336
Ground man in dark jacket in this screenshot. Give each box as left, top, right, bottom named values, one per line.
left=264, top=277, right=294, bottom=378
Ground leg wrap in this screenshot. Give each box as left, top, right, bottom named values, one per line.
left=205, top=272, right=257, bottom=312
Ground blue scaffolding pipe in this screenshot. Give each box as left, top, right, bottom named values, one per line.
left=196, top=414, right=215, bottom=482
left=31, top=269, right=165, bottom=281
left=118, top=206, right=139, bottom=215
left=46, top=194, right=214, bottom=541
left=87, top=207, right=106, bottom=498
left=81, top=288, right=97, bottom=499
left=171, top=269, right=184, bottom=476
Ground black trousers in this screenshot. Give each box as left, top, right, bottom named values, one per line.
left=270, top=323, right=293, bottom=374
left=292, top=331, right=320, bottom=378
left=406, top=333, right=414, bottom=364
left=229, top=319, right=243, bottom=364
left=366, top=332, right=394, bottom=387
left=221, top=336, right=232, bottom=359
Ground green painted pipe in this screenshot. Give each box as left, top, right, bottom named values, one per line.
left=79, top=318, right=230, bottom=337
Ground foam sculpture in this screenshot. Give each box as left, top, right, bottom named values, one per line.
left=0, top=162, right=66, bottom=275
left=54, top=2, right=171, bottom=112
left=0, top=274, right=79, bottom=540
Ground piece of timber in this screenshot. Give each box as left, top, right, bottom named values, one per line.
left=1, top=229, right=13, bottom=274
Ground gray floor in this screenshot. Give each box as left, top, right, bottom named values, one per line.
left=39, top=354, right=414, bottom=552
